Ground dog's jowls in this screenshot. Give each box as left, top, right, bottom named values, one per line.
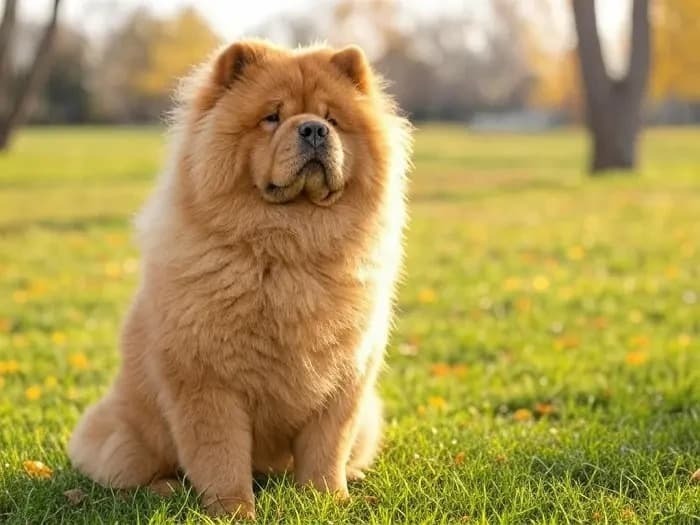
left=68, top=40, right=411, bottom=519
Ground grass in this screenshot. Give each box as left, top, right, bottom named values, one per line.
left=0, top=124, right=699, bottom=524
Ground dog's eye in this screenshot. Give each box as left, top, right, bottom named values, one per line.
left=263, top=112, right=280, bottom=123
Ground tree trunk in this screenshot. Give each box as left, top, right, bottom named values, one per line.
left=0, top=0, right=61, bottom=152
left=572, top=0, right=650, bottom=174
left=0, top=0, right=18, bottom=122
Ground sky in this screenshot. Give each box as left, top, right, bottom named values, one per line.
left=17, top=0, right=631, bottom=40
left=15, top=0, right=631, bottom=70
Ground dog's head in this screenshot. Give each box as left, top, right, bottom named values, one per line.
left=177, top=40, right=396, bottom=216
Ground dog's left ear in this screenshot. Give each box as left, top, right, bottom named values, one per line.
left=213, top=40, right=267, bottom=88
left=331, top=45, right=372, bottom=94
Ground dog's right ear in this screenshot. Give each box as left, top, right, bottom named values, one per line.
left=212, top=40, right=267, bottom=88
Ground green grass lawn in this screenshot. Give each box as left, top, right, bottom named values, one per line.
left=1, top=125, right=699, bottom=524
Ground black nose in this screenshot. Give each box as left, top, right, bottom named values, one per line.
left=298, top=121, right=329, bottom=148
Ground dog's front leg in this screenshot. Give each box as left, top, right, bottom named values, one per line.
left=165, top=385, right=255, bottom=519
left=293, top=384, right=363, bottom=498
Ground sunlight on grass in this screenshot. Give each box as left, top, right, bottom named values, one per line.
left=0, top=126, right=699, bottom=523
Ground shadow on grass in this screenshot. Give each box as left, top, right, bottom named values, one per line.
left=411, top=176, right=578, bottom=204
left=0, top=215, right=130, bottom=235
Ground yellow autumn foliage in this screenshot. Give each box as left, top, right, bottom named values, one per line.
left=135, top=8, right=221, bottom=97
left=651, top=0, right=700, bottom=100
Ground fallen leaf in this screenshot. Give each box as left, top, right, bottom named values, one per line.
left=535, top=402, right=555, bottom=416
left=452, top=364, right=468, bottom=377
left=454, top=452, right=466, bottom=465
left=23, top=460, right=53, bottom=479
left=628, top=335, right=649, bottom=348
left=430, top=363, right=451, bottom=377
left=502, top=277, right=522, bottom=291
left=513, top=408, right=533, bottom=422
left=625, top=351, right=648, bottom=366
left=64, top=488, right=87, bottom=505
left=363, top=495, right=379, bottom=505
left=554, top=335, right=580, bottom=351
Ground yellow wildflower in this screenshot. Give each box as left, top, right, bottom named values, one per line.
left=428, top=396, right=447, bottom=411
left=104, top=262, right=122, bottom=278
left=51, top=331, right=67, bottom=345
left=12, top=290, right=28, bottom=304
left=532, top=275, right=550, bottom=292
left=0, top=360, right=20, bottom=374
left=567, top=245, right=585, bottom=261
left=418, top=288, right=437, bottom=304
left=68, top=353, right=89, bottom=370
left=625, top=351, right=648, bottom=366
left=25, top=385, right=42, bottom=400
left=502, top=277, right=521, bottom=292
left=677, top=334, right=691, bottom=348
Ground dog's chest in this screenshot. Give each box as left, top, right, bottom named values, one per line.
left=186, top=245, right=370, bottom=403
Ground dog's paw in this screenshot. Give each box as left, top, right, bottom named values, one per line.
left=148, top=478, right=183, bottom=497
left=346, top=466, right=366, bottom=482
left=203, top=495, right=255, bottom=520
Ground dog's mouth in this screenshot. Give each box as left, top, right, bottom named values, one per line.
left=262, top=160, right=344, bottom=207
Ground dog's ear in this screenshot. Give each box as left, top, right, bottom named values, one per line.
left=213, top=40, right=267, bottom=88
left=331, top=45, right=372, bottom=94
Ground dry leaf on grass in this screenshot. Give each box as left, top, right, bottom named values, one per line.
left=513, top=408, right=533, bottom=422
left=63, top=488, right=87, bottom=505
left=22, top=460, right=53, bottom=479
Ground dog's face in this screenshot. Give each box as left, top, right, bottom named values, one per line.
left=183, top=40, right=387, bottom=211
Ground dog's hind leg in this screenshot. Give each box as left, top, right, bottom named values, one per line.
left=347, top=389, right=383, bottom=481
left=68, top=390, right=177, bottom=489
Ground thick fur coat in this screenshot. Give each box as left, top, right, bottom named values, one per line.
left=69, top=40, right=411, bottom=519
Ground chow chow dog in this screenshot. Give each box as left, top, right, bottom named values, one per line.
left=68, top=40, right=411, bottom=518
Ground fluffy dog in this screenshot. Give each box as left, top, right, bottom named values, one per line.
left=69, top=40, right=411, bottom=519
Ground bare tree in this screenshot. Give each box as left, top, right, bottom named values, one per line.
left=573, top=0, right=650, bottom=173
left=0, top=0, right=61, bottom=151
left=0, top=0, right=18, bottom=122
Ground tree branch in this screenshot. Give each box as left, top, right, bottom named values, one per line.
left=0, top=0, right=18, bottom=83
left=572, top=0, right=611, bottom=107
left=625, top=0, right=650, bottom=99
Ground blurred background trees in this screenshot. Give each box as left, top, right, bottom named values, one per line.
left=0, top=0, right=61, bottom=150
left=1, top=0, right=699, bottom=170
left=573, top=0, right=649, bottom=173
